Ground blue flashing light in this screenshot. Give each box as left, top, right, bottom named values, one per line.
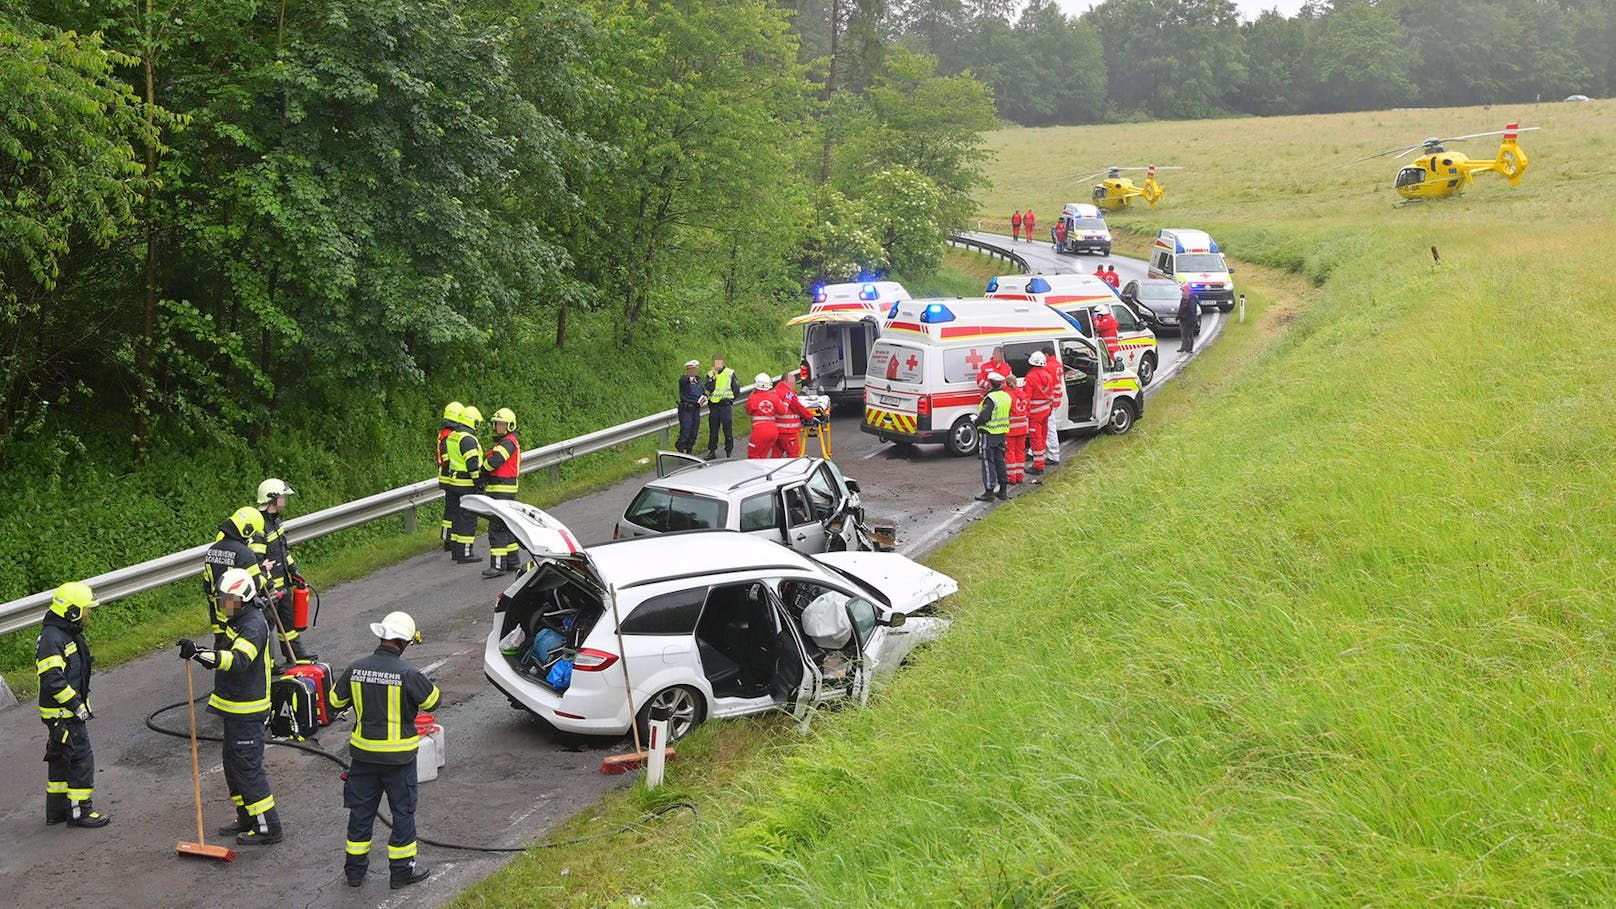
left=1026, top=277, right=1052, bottom=294
left=812, top=285, right=827, bottom=303
left=859, top=283, right=879, bottom=301
left=1207, top=239, right=1220, bottom=253
left=1174, top=240, right=1186, bottom=253
left=985, top=277, right=1000, bottom=293
left=886, top=301, right=901, bottom=320
left=920, top=303, right=956, bottom=324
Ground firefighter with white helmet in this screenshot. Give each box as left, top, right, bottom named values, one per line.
left=37, top=581, right=110, bottom=828
left=329, top=611, right=440, bottom=889
left=256, top=478, right=316, bottom=662
left=481, top=408, right=522, bottom=577
left=177, top=567, right=284, bottom=845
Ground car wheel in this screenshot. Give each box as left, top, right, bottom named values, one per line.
left=1137, top=352, right=1156, bottom=387
left=637, top=685, right=705, bottom=744
left=944, top=415, right=979, bottom=457
left=1107, top=399, right=1136, bottom=434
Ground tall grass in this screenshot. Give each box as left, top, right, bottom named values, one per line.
left=447, top=100, right=1616, bottom=906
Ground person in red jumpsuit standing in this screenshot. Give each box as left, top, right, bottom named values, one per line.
left=1023, top=351, right=1054, bottom=474
left=1022, top=209, right=1035, bottom=245
left=1054, top=219, right=1067, bottom=251
left=1092, top=304, right=1122, bottom=363
left=976, top=346, right=1011, bottom=391
left=745, top=373, right=781, bottom=459
left=1010, top=210, right=1022, bottom=242
left=772, top=373, right=816, bottom=458
left=1103, top=265, right=1121, bottom=288
left=1006, top=376, right=1029, bottom=485
left=1094, top=263, right=1107, bottom=281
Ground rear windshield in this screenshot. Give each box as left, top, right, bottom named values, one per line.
left=869, top=341, right=923, bottom=384
left=625, top=487, right=728, bottom=533
left=1176, top=253, right=1226, bottom=273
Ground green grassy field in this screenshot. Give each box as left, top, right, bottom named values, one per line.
left=446, top=99, right=1616, bottom=907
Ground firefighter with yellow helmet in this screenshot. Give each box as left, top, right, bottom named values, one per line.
left=481, top=407, right=522, bottom=577
left=37, top=581, right=110, bottom=828
left=435, top=401, right=466, bottom=549
left=444, top=406, right=484, bottom=564
left=203, top=506, right=265, bottom=639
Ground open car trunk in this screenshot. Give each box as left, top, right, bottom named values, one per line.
left=494, top=563, right=607, bottom=691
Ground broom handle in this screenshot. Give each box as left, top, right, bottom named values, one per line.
left=185, top=659, right=207, bottom=846
left=609, top=585, right=644, bottom=755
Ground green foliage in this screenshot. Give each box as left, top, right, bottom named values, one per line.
left=860, top=167, right=946, bottom=278
left=1312, top=1, right=1415, bottom=112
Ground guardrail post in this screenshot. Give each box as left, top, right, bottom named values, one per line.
left=403, top=506, right=418, bottom=534
left=658, top=426, right=670, bottom=447
left=548, top=464, right=562, bottom=484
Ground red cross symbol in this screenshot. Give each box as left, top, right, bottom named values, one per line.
left=904, top=355, right=919, bottom=371
left=963, top=348, right=985, bottom=370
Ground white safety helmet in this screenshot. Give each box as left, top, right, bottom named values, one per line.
left=1028, top=351, right=1047, bottom=367
left=371, top=610, right=422, bottom=644
left=217, top=567, right=257, bottom=603
left=754, top=372, right=774, bottom=390
left=986, top=371, right=1005, bottom=383
left=257, top=477, right=296, bottom=506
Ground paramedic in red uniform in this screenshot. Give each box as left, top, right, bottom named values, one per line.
left=1023, top=351, right=1054, bottom=475
left=1022, top=209, right=1035, bottom=244
left=1054, top=219, right=1067, bottom=250
left=1103, top=265, right=1120, bottom=288
left=745, top=373, right=781, bottom=459
left=976, top=346, right=1011, bottom=391
left=1094, top=263, right=1107, bottom=281
left=1040, top=343, right=1063, bottom=467
left=1010, top=210, right=1022, bottom=241
left=1092, top=305, right=1122, bottom=363
left=1006, top=376, right=1029, bottom=485
left=772, top=372, right=816, bottom=458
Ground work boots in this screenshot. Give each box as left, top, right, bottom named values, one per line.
left=391, top=863, right=431, bottom=890
left=453, top=543, right=479, bottom=564
left=481, top=555, right=505, bottom=578
left=67, top=802, right=110, bottom=828
left=995, top=486, right=1009, bottom=501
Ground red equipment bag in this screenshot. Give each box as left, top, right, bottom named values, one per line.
left=282, top=660, right=334, bottom=727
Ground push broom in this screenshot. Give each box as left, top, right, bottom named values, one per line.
left=601, top=584, right=677, bottom=775
left=177, top=659, right=236, bottom=862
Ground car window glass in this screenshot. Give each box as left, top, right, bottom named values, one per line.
left=783, top=486, right=815, bottom=527
left=1002, top=341, right=1045, bottom=378
left=847, top=597, right=878, bottom=641
left=738, top=492, right=779, bottom=533
left=620, top=587, right=706, bottom=635
left=627, top=488, right=727, bottom=532
left=943, top=346, right=993, bottom=384
left=625, top=488, right=671, bottom=531
left=1111, top=305, right=1140, bottom=331
left=870, top=342, right=922, bottom=384
left=806, top=465, right=839, bottom=519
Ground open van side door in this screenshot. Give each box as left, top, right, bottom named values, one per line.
left=1059, top=337, right=1102, bottom=429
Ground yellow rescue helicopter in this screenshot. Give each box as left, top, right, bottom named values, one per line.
left=1079, top=165, right=1181, bottom=211
left=1344, top=123, right=1538, bottom=201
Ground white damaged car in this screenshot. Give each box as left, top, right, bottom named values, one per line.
left=464, top=496, right=955, bottom=742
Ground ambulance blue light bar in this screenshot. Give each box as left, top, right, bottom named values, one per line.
left=1026, top=277, right=1051, bottom=294
left=812, top=285, right=827, bottom=303
left=859, top=283, right=879, bottom=300
left=887, top=301, right=901, bottom=319
left=920, top=303, right=956, bottom=324
left=985, top=277, right=999, bottom=293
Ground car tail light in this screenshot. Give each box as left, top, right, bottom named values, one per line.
left=799, top=362, right=810, bottom=382
left=572, top=648, right=619, bottom=672
left=916, top=394, right=931, bottom=417
left=495, top=593, right=509, bottom=614
left=555, top=710, right=586, bottom=720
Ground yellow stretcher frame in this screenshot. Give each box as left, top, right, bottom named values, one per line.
left=798, top=404, right=833, bottom=458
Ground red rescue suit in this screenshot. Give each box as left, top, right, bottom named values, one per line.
left=1022, top=211, right=1035, bottom=240
left=746, top=387, right=781, bottom=459
left=773, top=385, right=815, bottom=458
left=1103, top=268, right=1121, bottom=289
left=1093, top=308, right=1121, bottom=360
left=1006, top=381, right=1030, bottom=483
left=1023, top=365, right=1055, bottom=471
left=1010, top=211, right=1022, bottom=241
left=1054, top=221, right=1068, bottom=247
left=976, top=359, right=1012, bottom=392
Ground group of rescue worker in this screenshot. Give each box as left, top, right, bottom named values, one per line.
left=675, top=356, right=826, bottom=461
left=1009, top=208, right=1037, bottom=242
left=969, top=344, right=1067, bottom=502
left=38, top=572, right=440, bottom=888
left=1092, top=263, right=1121, bottom=288
left=436, top=401, right=524, bottom=577
left=675, top=355, right=741, bottom=458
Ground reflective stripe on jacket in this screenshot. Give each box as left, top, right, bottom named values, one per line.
left=36, top=615, right=91, bottom=721
left=485, top=432, right=521, bottom=495
left=209, top=607, right=271, bottom=716
left=329, top=646, right=442, bottom=764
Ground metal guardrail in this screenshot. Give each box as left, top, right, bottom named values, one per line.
left=0, top=384, right=761, bottom=637
left=947, top=235, right=1029, bottom=274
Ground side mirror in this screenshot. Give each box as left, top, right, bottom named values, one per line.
left=1227, top=267, right=1236, bottom=274
left=878, top=612, right=907, bottom=628
left=843, top=478, right=861, bottom=494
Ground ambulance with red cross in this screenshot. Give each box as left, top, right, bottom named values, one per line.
left=860, top=298, right=1144, bottom=456
left=788, top=281, right=911, bottom=404
left=1148, top=228, right=1235, bottom=312
left=985, top=273, right=1161, bottom=387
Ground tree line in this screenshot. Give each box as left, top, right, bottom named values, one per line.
left=890, top=0, right=1614, bottom=125
left=1, top=0, right=995, bottom=455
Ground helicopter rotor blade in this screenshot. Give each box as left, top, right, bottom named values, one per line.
left=1340, top=144, right=1425, bottom=168
left=1438, top=126, right=1540, bottom=143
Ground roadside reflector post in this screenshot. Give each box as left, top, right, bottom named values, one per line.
left=1238, top=294, right=1246, bottom=324
left=646, top=703, right=671, bottom=790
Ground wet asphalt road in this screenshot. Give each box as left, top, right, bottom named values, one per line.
left=0, top=241, right=1222, bottom=908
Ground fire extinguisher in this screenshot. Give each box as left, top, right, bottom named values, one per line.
left=291, top=581, right=320, bottom=631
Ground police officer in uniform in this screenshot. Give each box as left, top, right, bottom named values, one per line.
left=443, top=406, right=484, bottom=564
left=329, top=611, right=439, bottom=890
left=177, top=567, right=283, bottom=845
left=676, top=360, right=706, bottom=454
left=703, top=355, right=737, bottom=459
left=256, top=478, right=315, bottom=662
left=435, top=401, right=466, bottom=549
left=203, top=506, right=265, bottom=641
left=481, top=408, right=521, bottom=578
left=37, top=582, right=110, bottom=828
left=974, top=373, right=1012, bottom=502
left=1178, top=285, right=1200, bottom=354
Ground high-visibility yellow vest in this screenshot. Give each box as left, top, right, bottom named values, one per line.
left=982, top=390, right=1012, bottom=435
left=443, top=431, right=482, bottom=487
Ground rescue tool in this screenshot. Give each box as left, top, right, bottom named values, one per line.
left=177, top=660, right=237, bottom=863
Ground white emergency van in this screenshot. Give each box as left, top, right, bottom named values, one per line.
left=1148, top=228, right=1235, bottom=312
left=860, top=298, right=1144, bottom=456
left=788, top=281, right=910, bottom=402
left=986, top=273, right=1161, bottom=387
left=1054, top=203, right=1112, bottom=256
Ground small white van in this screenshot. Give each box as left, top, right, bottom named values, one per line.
left=1055, top=203, right=1112, bottom=256
left=789, top=281, right=910, bottom=402
left=1148, top=228, right=1234, bottom=312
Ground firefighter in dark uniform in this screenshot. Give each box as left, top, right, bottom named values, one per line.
left=435, top=401, right=465, bottom=550
left=481, top=408, right=521, bottom=578
left=177, top=567, right=284, bottom=845
left=202, top=506, right=265, bottom=642
left=329, top=611, right=439, bottom=890
left=37, top=581, right=110, bottom=828
left=256, top=477, right=316, bottom=663
left=444, top=405, right=484, bottom=564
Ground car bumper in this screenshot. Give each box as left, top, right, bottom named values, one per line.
left=1188, top=287, right=1233, bottom=303
left=482, top=629, right=631, bottom=735
left=861, top=422, right=944, bottom=445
